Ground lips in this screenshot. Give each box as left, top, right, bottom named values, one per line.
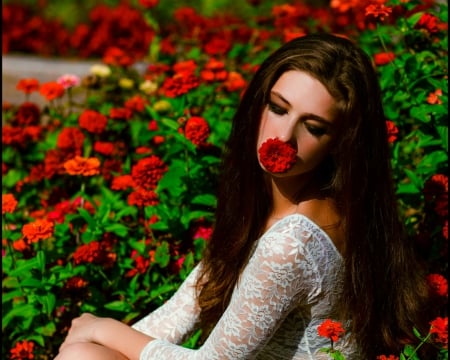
left=258, top=137, right=297, bottom=173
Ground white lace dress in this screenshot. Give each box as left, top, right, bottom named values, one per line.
left=132, top=214, right=359, bottom=359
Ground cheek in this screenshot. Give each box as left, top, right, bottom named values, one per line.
left=296, top=138, right=332, bottom=166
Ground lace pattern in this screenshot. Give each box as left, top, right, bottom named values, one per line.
left=132, top=214, right=358, bottom=359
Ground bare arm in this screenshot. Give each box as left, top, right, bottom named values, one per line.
left=59, top=313, right=154, bottom=360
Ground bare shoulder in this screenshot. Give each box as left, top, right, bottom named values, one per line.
left=296, top=197, right=346, bottom=255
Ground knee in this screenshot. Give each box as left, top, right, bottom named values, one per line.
left=55, top=343, right=91, bottom=360
left=54, top=342, right=127, bottom=360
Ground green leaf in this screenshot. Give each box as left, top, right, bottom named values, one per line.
left=160, top=118, right=180, bottom=131
left=78, top=207, right=97, bottom=229
left=154, top=241, right=170, bottom=268
left=396, top=182, right=420, bottom=195
left=104, top=223, right=129, bottom=237
left=104, top=300, right=131, bottom=312
left=191, top=194, right=217, bottom=207
left=2, top=303, right=38, bottom=330
left=436, top=126, right=448, bottom=151
left=181, top=210, right=214, bottom=228
left=7, top=258, right=39, bottom=277
left=35, top=321, right=57, bottom=337
left=20, top=278, right=44, bottom=289
left=410, top=106, right=432, bottom=123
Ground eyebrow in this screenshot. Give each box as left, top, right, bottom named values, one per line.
left=270, top=91, right=333, bottom=125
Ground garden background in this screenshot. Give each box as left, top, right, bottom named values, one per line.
left=2, top=0, right=448, bottom=359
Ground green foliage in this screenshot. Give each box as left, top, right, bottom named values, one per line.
left=2, top=0, right=448, bottom=359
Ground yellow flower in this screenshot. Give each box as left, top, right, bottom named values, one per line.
left=119, top=78, right=134, bottom=89
left=90, top=64, right=111, bottom=78
left=153, top=100, right=172, bottom=113
left=139, top=80, right=158, bottom=95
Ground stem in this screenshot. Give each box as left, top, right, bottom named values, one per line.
left=98, top=268, right=113, bottom=286
left=375, top=23, right=416, bottom=105
left=404, top=332, right=432, bottom=360
left=3, top=218, right=17, bottom=268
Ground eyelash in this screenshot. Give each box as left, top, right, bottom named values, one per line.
left=268, top=101, right=287, bottom=115
left=267, top=101, right=327, bottom=137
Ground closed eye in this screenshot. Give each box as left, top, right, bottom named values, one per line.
left=305, top=123, right=327, bottom=137
left=268, top=101, right=288, bottom=115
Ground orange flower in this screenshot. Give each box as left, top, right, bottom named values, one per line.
left=22, top=219, right=54, bottom=243
left=365, top=3, right=392, bottom=21
left=2, top=193, right=18, bottom=214
left=64, top=156, right=101, bottom=176
left=16, top=78, right=40, bottom=94
left=427, top=89, right=443, bottom=105
left=10, top=339, right=35, bottom=360
left=39, top=81, right=65, bottom=101
left=224, top=71, right=247, bottom=92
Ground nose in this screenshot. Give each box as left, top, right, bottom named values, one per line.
left=278, top=117, right=298, bottom=144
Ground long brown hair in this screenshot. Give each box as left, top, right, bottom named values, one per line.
left=196, top=33, right=434, bottom=357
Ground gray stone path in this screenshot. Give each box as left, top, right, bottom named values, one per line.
left=2, top=54, right=100, bottom=106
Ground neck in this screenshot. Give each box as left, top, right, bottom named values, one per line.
left=268, top=172, right=320, bottom=219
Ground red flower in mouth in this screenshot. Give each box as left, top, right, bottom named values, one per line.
left=258, top=137, right=297, bottom=173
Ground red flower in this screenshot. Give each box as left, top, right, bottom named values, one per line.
left=109, top=107, right=133, bottom=120
left=386, top=120, right=399, bottom=143
left=203, top=36, right=231, bottom=56
left=427, top=273, right=448, bottom=298
left=173, top=59, right=197, bottom=75
left=16, top=78, right=39, bottom=94
left=317, top=319, right=345, bottom=342
left=56, top=127, right=85, bottom=152
left=73, top=241, right=113, bottom=265
left=102, top=46, right=135, bottom=67
left=161, top=73, right=200, bottom=98
left=184, top=116, right=210, bottom=146
left=10, top=339, right=35, bottom=360
left=430, top=317, right=448, bottom=349
left=111, top=175, right=135, bottom=191
left=138, top=0, right=158, bottom=9
left=93, top=141, right=114, bottom=156
left=39, top=81, right=65, bottom=101
left=64, top=276, right=88, bottom=290
left=128, top=188, right=159, bottom=207
left=15, top=102, right=41, bottom=126
left=1, top=126, right=27, bottom=146
left=124, top=95, right=148, bottom=112
left=365, top=4, right=392, bottom=21
left=125, top=249, right=151, bottom=277
left=64, top=156, right=101, bottom=176
left=200, top=58, right=228, bottom=83
left=376, top=356, right=399, bottom=360
left=424, top=174, right=448, bottom=218
left=258, top=138, right=297, bottom=173
left=2, top=193, right=18, bottom=214
left=131, top=155, right=167, bottom=189
left=374, top=52, right=395, bottom=66
left=415, top=13, right=440, bottom=34
left=79, top=109, right=108, bottom=134
left=22, top=219, right=54, bottom=243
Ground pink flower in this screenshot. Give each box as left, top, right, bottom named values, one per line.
left=258, top=138, right=297, bottom=173
left=57, top=74, right=81, bottom=89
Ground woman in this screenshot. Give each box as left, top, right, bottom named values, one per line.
left=55, top=33, right=434, bottom=359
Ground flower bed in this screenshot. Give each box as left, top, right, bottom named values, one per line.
left=2, top=1, right=448, bottom=359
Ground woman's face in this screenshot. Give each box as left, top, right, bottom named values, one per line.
left=257, top=70, right=339, bottom=178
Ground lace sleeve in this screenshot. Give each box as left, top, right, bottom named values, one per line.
left=138, top=218, right=321, bottom=359
left=131, top=263, right=202, bottom=344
